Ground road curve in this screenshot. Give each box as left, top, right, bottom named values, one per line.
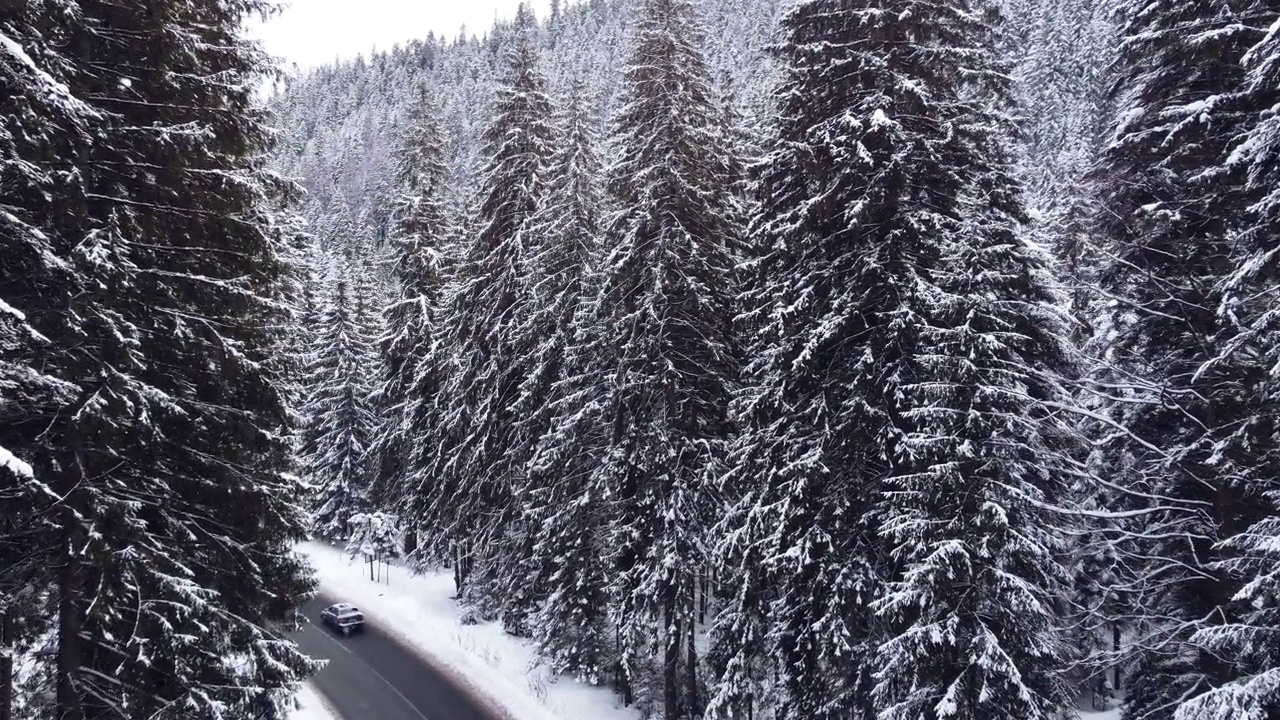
left=292, top=593, right=497, bottom=720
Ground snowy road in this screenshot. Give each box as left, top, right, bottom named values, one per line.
left=293, top=594, right=497, bottom=720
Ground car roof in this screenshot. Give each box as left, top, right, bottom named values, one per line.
left=327, top=603, right=359, bottom=612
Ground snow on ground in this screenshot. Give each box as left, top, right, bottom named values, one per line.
left=298, top=541, right=639, bottom=720
left=292, top=683, right=341, bottom=720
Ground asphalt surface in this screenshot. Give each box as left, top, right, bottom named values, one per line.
left=293, top=594, right=495, bottom=720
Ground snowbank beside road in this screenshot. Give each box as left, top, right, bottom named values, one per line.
left=291, top=684, right=340, bottom=720
left=297, top=541, right=638, bottom=720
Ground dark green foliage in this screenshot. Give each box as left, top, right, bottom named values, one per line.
left=1093, top=2, right=1280, bottom=719
left=582, top=0, right=741, bottom=713
left=406, top=4, right=556, bottom=629
left=1, top=0, right=319, bottom=716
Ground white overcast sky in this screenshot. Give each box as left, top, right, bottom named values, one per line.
left=250, top=0, right=553, bottom=70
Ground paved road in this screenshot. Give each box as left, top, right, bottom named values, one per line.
left=293, top=594, right=495, bottom=720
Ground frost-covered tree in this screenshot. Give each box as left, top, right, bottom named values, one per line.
left=513, top=80, right=610, bottom=680
left=1176, top=16, right=1280, bottom=719
left=0, top=6, right=90, bottom=716
left=368, top=89, right=450, bottom=514
left=584, top=0, right=741, bottom=714
left=1092, top=2, right=1280, bottom=718
left=711, top=1, right=1078, bottom=719
left=302, top=256, right=383, bottom=541
left=408, top=3, right=554, bottom=621
left=706, top=2, right=891, bottom=715
left=2, top=0, right=320, bottom=716
left=861, top=1, right=1078, bottom=717
left=1002, top=0, right=1120, bottom=333
left=1005, top=0, right=1118, bottom=215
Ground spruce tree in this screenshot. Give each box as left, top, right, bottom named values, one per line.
left=368, top=89, right=450, bottom=514
left=710, top=2, right=896, bottom=717
left=586, top=0, right=741, bottom=713
left=1, top=0, right=320, bottom=716
left=1091, top=2, right=1280, bottom=718
left=408, top=3, right=554, bottom=623
left=1184, top=23, right=1280, bottom=715
left=514, top=80, right=610, bottom=680
left=861, top=1, right=1077, bottom=716
left=1092, top=2, right=1280, bottom=717
left=1, top=6, right=90, bottom=717
left=711, top=1, right=1078, bottom=718
left=301, top=255, right=382, bottom=541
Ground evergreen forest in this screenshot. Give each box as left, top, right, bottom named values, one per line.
left=3, top=0, right=1279, bottom=719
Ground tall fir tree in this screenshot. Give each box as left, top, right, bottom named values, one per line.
left=711, top=1, right=1079, bottom=719
left=1178, top=14, right=1280, bottom=717
left=1, top=5, right=92, bottom=716
left=514, top=80, right=611, bottom=681
left=1093, top=1, right=1280, bottom=718
left=301, top=254, right=383, bottom=541
left=368, top=89, right=450, bottom=516
left=584, top=0, right=741, bottom=714
left=860, top=1, right=1077, bottom=717
left=407, top=2, right=555, bottom=624
left=706, top=1, right=890, bottom=715
left=3, top=0, right=321, bottom=716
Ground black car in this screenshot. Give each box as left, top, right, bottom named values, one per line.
left=320, top=602, right=365, bottom=636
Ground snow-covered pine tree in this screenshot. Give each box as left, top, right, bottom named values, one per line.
left=302, top=254, right=383, bottom=541
left=708, top=3, right=905, bottom=718
left=1091, top=2, right=1280, bottom=717
left=0, top=0, right=321, bottom=715
left=708, top=0, right=1077, bottom=717
left=0, top=0, right=87, bottom=470
left=290, top=234, right=329, bottom=474
left=992, top=5, right=1130, bottom=703
left=1002, top=0, right=1120, bottom=334
left=1175, top=15, right=1280, bottom=718
left=1005, top=0, right=1118, bottom=214
left=512, top=79, right=611, bottom=680
left=587, top=0, right=741, bottom=714
left=408, top=2, right=554, bottom=625
left=0, top=6, right=92, bottom=716
left=860, top=2, right=1078, bottom=717
left=368, top=88, right=450, bottom=519
left=1091, top=2, right=1277, bottom=719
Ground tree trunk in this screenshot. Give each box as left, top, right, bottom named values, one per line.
left=664, top=589, right=679, bottom=720
left=686, top=597, right=698, bottom=720
left=57, top=527, right=86, bottom=720
left=1112, top=621, right=1122, bottom=694
left=459, top=538, right=473, bottom=592
left=615, top=622, right=632, bottom=706
left=56, top=438, right=87, bottom=720
left=453, top=541, right=463, bottom=596
left=699, top=569, right=708, bottom=624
